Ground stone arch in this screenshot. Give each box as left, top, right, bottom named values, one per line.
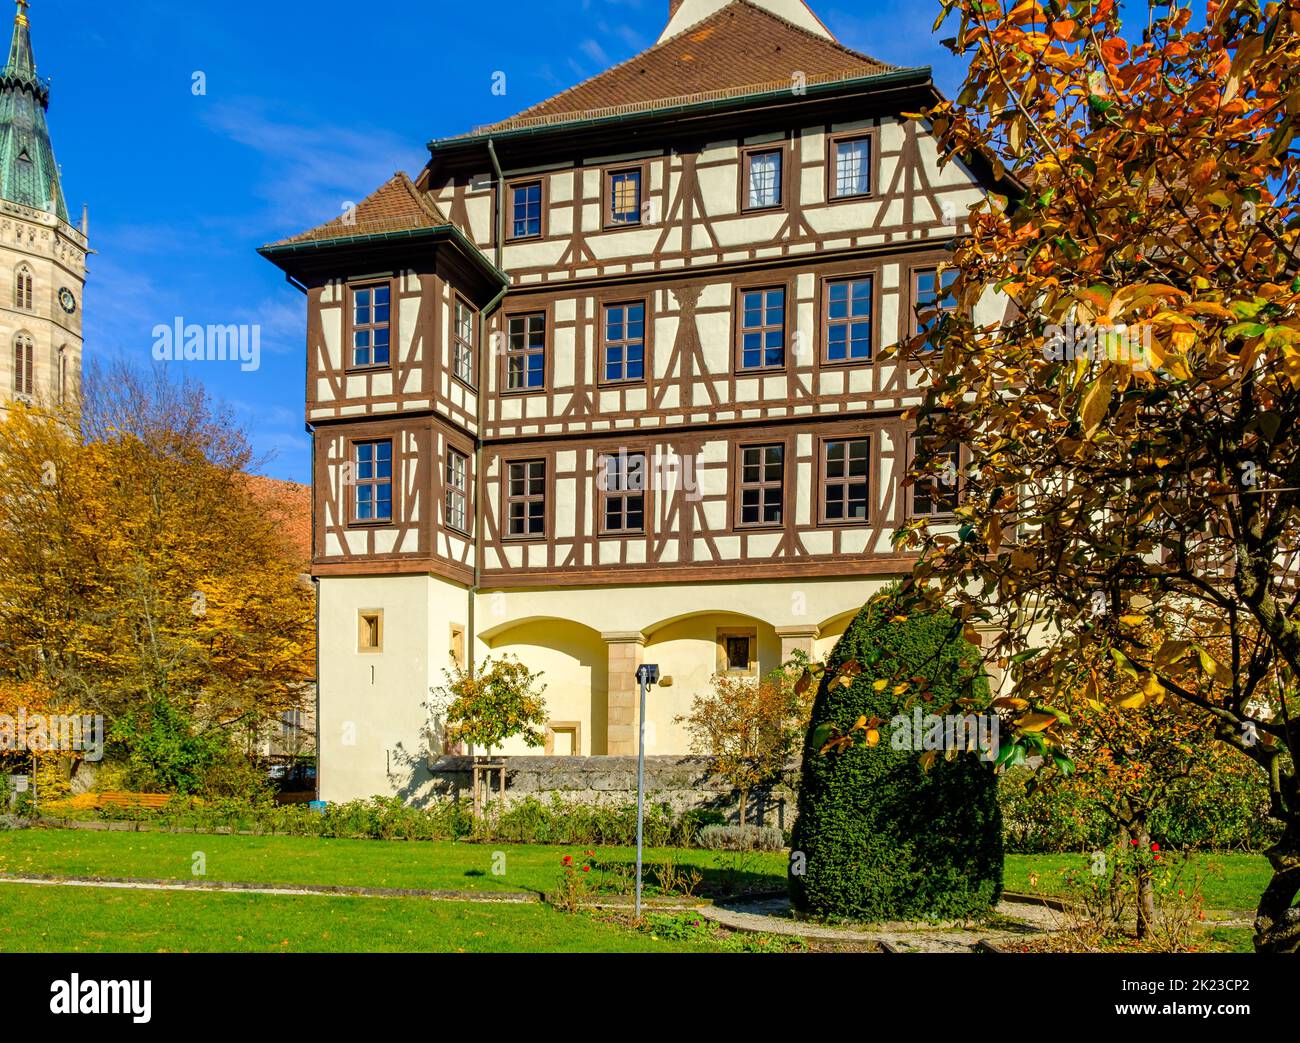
left=14, top=264, right=32, bottom=310
left=481, top=617, right=608, bottom=755
left=12, top=331, right=34, bottom=396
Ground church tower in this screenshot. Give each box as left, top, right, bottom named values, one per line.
left=0, top=0, right=86, bottom=417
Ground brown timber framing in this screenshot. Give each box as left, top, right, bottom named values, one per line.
left=475, top=413, right=907, bottom=587
left=262, top=63, right=1018, bottom=588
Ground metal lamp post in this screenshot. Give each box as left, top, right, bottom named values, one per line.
left=634, top=662, right=659, bottom=920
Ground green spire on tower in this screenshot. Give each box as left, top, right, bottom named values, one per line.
left=0, top=0, right=68, bottom=222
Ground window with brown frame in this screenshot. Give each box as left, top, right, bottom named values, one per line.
left=505, top=458, right=547, bottom=537
left=830, top=135, right=872, bottom=199
left=738, top=287, right=786, bottom=370
left=12, top=334, right=33, bottom=397
left=509, top=180, right=543, bottom=239
left=452, top=298, right=476, bottom=384
left=822, top=438, right=870, bottom=523
left=599, top=451, right=646, bottom=534
left=505, top=312, right=546, bottom=391
left=743, top=147, right=783, bottom=210
left=737, top=443, right=784, bottom=526
left=823, top=276, right=873, bottom=363
left=607, top=168, right=643, bottom=226
left=445, top=448, right=469, bottom=534
left=911, top=439, right=961, bottom=517
left=913, top=266, right=959, bottom=337
left=350, top=283, right=391, bottom=368
left=352, top=439, right=393, bottom=523
left=603, top=301, right=645, bottom=382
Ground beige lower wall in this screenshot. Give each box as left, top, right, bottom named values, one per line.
left=317, top=573, right=470, bottom=804
left=317, top=571, right=899, bottom=803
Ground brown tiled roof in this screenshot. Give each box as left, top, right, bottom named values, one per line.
left=476, top=0, right=893, bottom=134
left=245, top=475, right=313, bottom=565
left=269, top=172, right=448, bottom=247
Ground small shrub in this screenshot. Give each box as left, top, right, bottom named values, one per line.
left=696, top=824, right=785, bottom=851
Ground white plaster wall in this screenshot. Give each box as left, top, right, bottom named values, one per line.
left=317, top=574, right=470, bottom=803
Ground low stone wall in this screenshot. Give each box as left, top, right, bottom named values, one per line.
left=426, top=755, right=799, bottom=830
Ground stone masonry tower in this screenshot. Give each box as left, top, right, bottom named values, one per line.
left=0, top=0, right=86, bottom=417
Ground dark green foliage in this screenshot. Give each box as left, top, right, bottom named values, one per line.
left=106, top=697, right=272, bottom=801
left=790, top=589, right=1004, bottom=921
left=999, top=765, right=1280, bottom=854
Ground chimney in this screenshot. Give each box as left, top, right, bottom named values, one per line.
left=668, top=0, right=684, bottom=20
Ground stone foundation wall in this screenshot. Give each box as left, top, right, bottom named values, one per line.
left=426, top=755, right=799, bottom=830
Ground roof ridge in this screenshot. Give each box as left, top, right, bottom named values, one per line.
left=725, top=0, right=877, bottom=65
left=268, top=171, right=450, bottom=247
left=392, top=170, right=449, bottom=224
left=489, top=0, right=890, bottom=132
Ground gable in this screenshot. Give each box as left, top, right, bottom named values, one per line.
left=660, top=0, right=832, bottom=43
left=483, top=1, right=890, bottom=132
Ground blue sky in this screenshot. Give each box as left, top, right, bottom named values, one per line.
left=38, top=0, right=966, bottom=484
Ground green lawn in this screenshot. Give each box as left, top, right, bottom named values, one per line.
left=1004, top=852, right=1271, bottom=911
left=0, top=883, right=724, bottom=953
left=0, top=829, right=1275, bottom=953
left=0, top=828, right=787, bottom=896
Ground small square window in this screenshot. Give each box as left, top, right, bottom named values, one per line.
left=359, top=610, right=383, bottom=652
left=717, top=629, right=757, bottom=675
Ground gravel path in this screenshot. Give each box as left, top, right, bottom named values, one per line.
left=700, top=894, right=1062, bottom=952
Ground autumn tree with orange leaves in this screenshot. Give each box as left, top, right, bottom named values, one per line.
left=892, top=0, right=1300, bottom=951
left=0, top=363, right=314, bottom=793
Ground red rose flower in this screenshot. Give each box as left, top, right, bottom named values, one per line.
left=562, top=855, right=573, bottom=865
left=1150, top=842, right=1159, bottom=852
left=581, top=865, right=590, bottom=873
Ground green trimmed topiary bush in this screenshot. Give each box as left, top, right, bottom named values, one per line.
left=790, top=587, right=1004, bottom=921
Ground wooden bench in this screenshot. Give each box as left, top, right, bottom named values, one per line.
left=58, top=791, right=173, bottom=810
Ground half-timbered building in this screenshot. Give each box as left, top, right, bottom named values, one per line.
left=262, top=0, right=1006, bottom=802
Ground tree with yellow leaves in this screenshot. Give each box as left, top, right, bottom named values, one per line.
left=677, top=659, right=811, bottom=826
left=0, top=363, right=314, bottom=793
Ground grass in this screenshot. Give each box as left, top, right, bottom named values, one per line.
left=0, top=828, right=788, bottom=896
left=0, top=884, right=726, bottom=953
left=1003, top=852, right=1271, bottom=912
left=0, top=829, right=1276, bottom=953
